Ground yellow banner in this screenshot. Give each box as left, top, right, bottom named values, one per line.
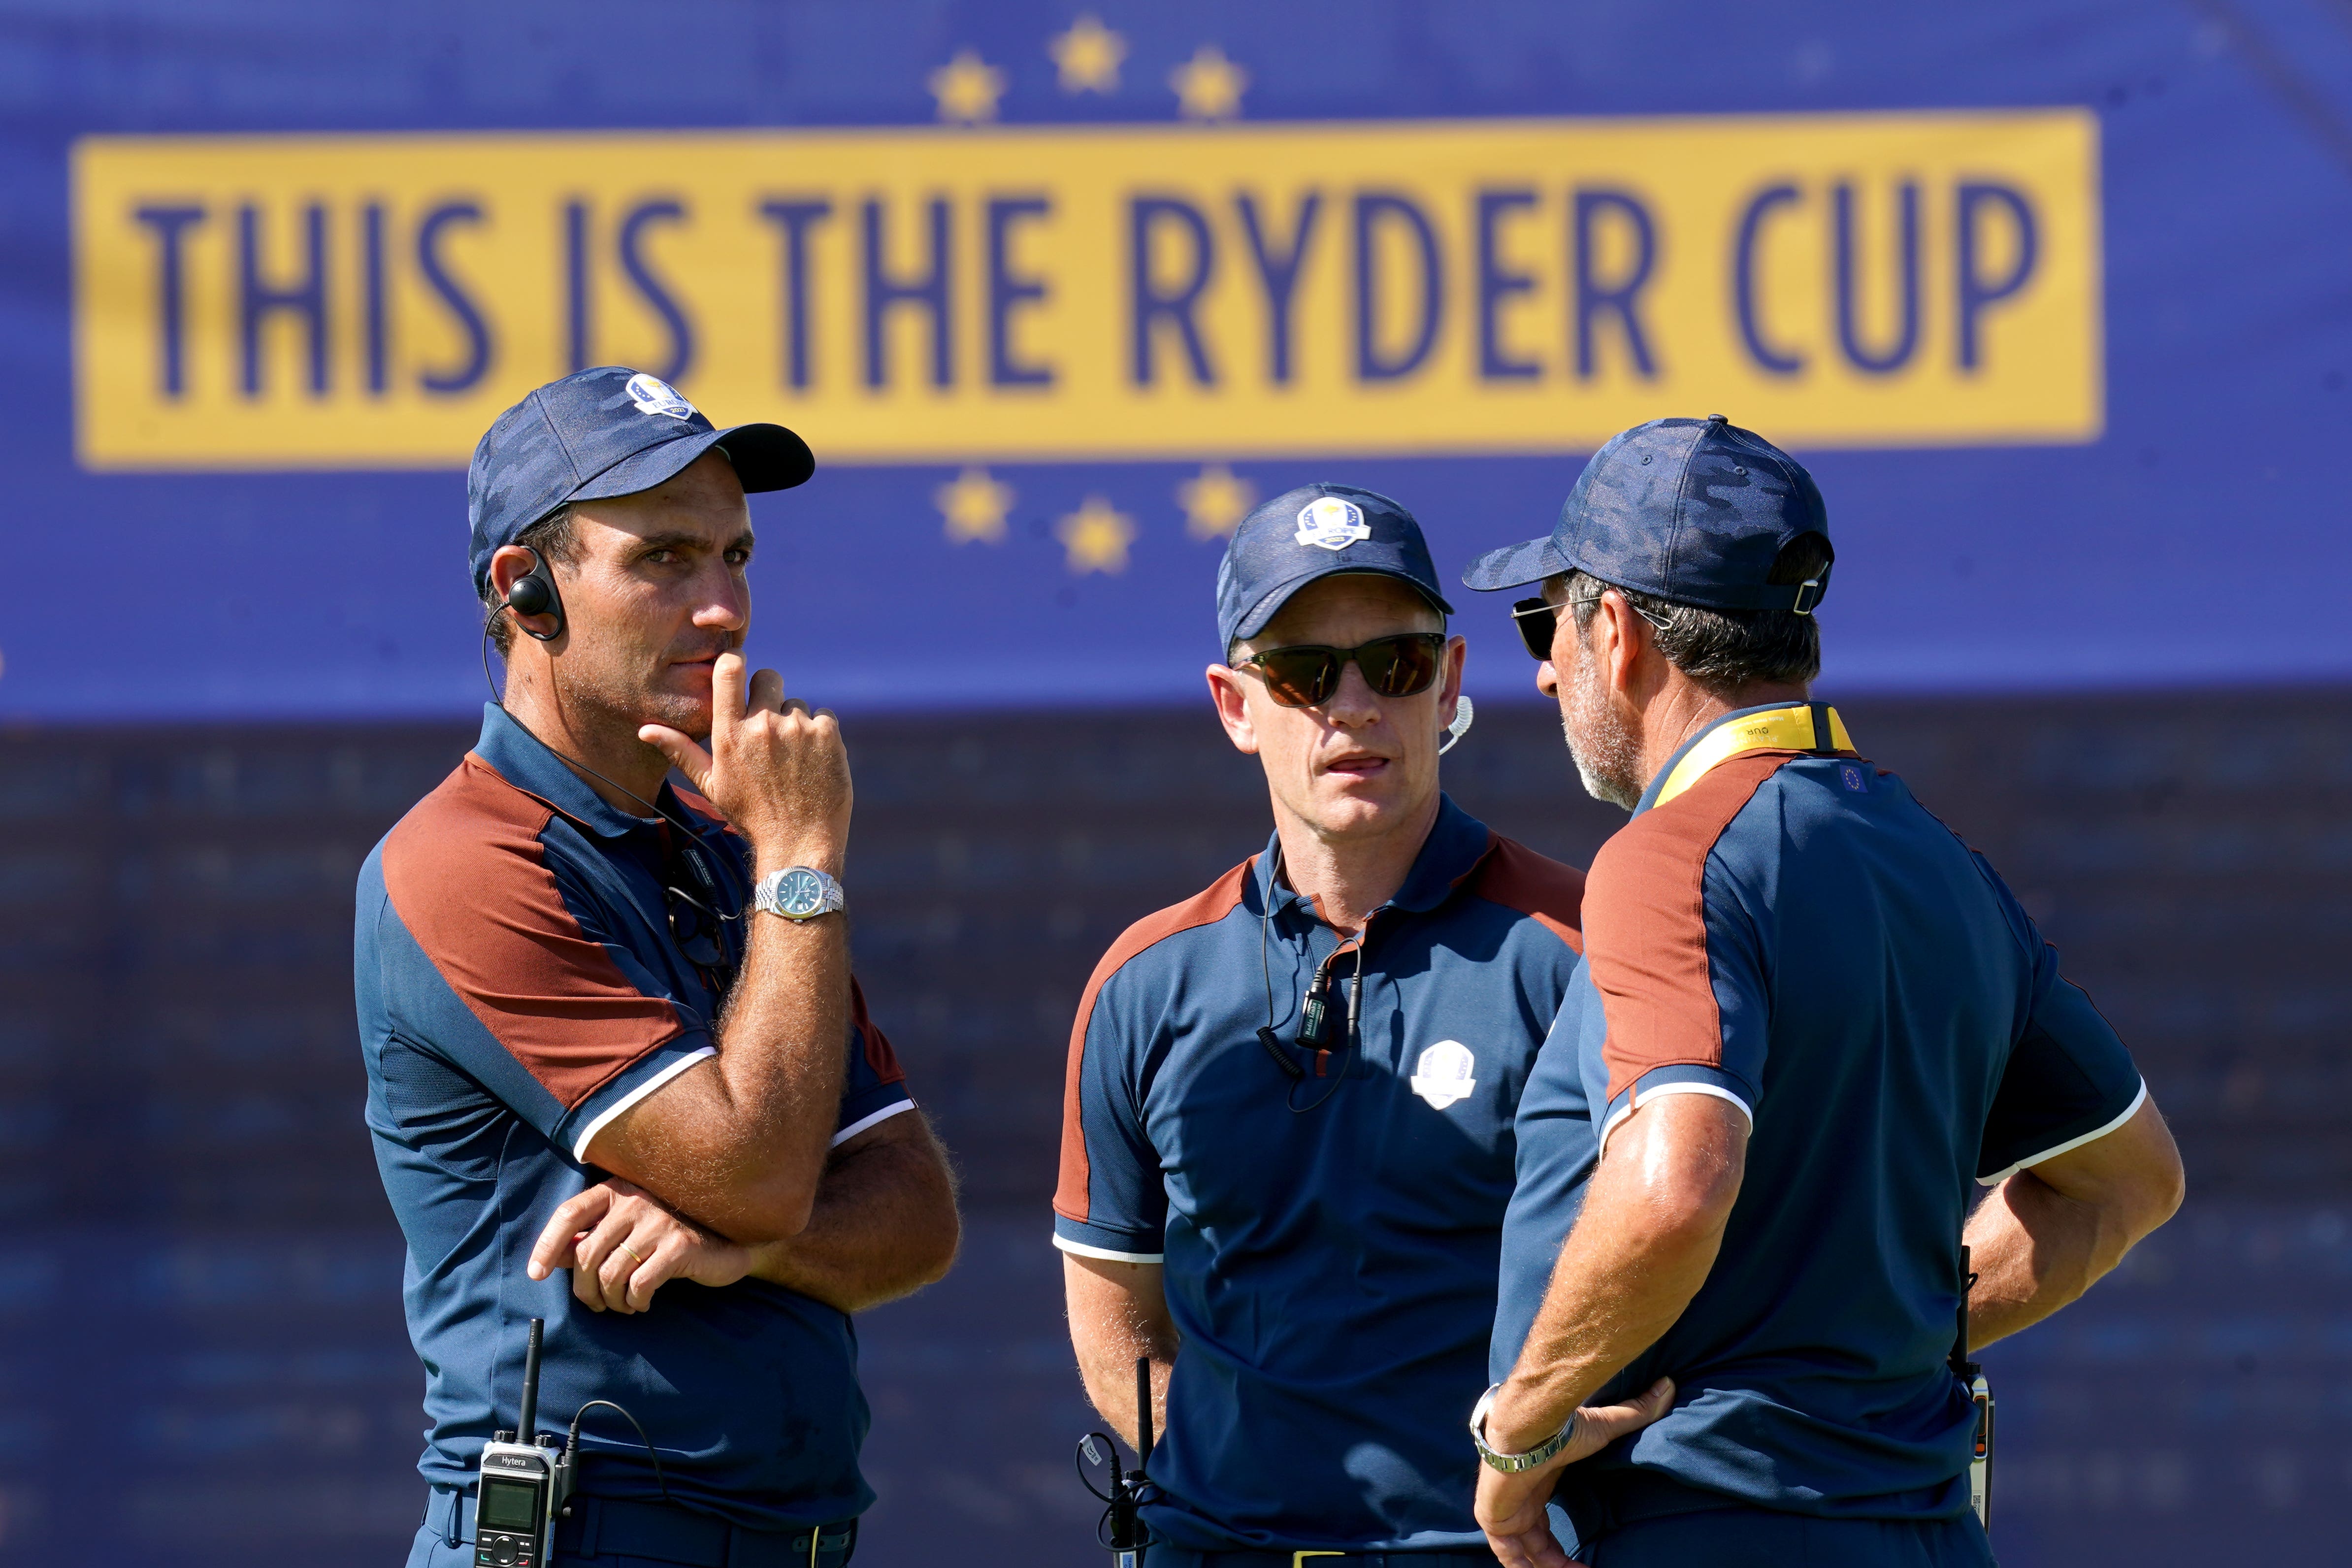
left=72, top=112, right=2099, bottom=469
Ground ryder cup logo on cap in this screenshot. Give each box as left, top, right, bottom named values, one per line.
left=1213, top=483, right=1455, bottom=653
left=1295, top=495, right=1372, bottom=552
left=466, top=365, right=815, bottom=597
left=1410, top=1041, right=1478, bottom=1110
left=625, top=372, right=697, bottom=420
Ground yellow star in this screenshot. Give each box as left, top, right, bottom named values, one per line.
left=1170, top=43, right=1247, bottom=121
left=1048, top=14, right=1126, bottom=94
left=936, top=466, right=1014, bottom=544
left=929, top=48, right=1007, bottom=124
left=1177, top=463, right=1256, bottom=540
left=1056, top=494, right=1138, bottom=574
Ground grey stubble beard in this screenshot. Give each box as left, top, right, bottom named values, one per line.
left=1564, top=651, right=1644, bottom=812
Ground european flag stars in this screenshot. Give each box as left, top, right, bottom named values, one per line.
left=931, top=17, right=1247, bottom=124
left=938, top=465, right=1256, bottom=574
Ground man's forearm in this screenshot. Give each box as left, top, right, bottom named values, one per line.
left=589, top=658, right=861, bottom=1243
left=1063, top=1255, right=1179, bottom=1454
left=1962, top=1169, right=2133, bottom=1349
left=1492, top=1197, right=1726, bottom=1450
left=745, top=1111, right=958, bottom=1313
left=1963, top=1098, right=2186, bottom=1351
left=705, top=909, right=850, bottom=1191
left=1074, top=1328, right=1177, bottom=1456
left=597, top=911, right=852, bottom=1242
left=1489, top=1097, right=1745, bottom=1452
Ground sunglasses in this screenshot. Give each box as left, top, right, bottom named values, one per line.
left=665, top=882, right=735, bottom=972
left=1510, top=592, right=1670, bottom=660
left=1509, top=598, right=1561, bottom=660
left=660, top=836, right=742, bottom=989
left=1240, top=632, right=1446, bottom=708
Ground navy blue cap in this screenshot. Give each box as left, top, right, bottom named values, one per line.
left=1460, top=415, right=1831, bottom=612
left=1216, top=483, right=1454, bottom=651
left=467, top=366, right=815, bottom=595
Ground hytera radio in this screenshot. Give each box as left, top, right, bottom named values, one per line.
left=474, top=1320, right=576, bottom=1568
left=472, top=1318, right=675, bottom=1568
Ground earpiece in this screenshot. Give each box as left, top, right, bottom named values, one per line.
left=1438, top=694, right=1474, bottom=754
left=503, top=548, right=566, bottom=641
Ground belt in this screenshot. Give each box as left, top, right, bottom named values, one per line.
left=425, top=1485, right=857, bottom=1568
left=1145, top=1551, right=1498, bottom=1568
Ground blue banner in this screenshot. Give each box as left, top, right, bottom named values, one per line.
left=6, top=1, right=2350, bottom=719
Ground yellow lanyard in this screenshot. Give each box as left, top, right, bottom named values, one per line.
left=1650, top=704, right=1854, bottom=810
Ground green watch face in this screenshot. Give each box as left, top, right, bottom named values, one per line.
left=777, top=867, right=826, bottom=916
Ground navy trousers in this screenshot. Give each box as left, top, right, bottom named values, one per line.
left=1584, top=1507, right=1994, bottom=1567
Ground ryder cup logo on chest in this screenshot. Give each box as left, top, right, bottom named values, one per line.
left=1409, top=1040, right=1478, bottom=1110
left=625, top=372, right=698, bottom=421
left=1295, top=496, right=1372, bottom=552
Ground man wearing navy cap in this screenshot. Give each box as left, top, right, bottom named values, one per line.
left=1055, top=484, right=1671, bottom=1565
left=359, top=367, right=959, bottom=1568
left=1457, top=417, right=2186, bottom=1566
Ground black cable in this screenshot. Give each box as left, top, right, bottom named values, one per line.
left=1347, top=940, right=1365, bottom=1044
left=481, top=619, right=506, bottom=706
left=1075, top=1433, right=1116, bottom=1503
left=1096, top=1501, right=1164, bottom=1552
left=1256, top=847, right=1305, bottom=1079
left=1286, top=937, right=1361, bottom=1115
left=1256, top=842, right=1369, bottom=1110
left=1076, top=1430, right=1162, bottom=1550
left=568, top=1399, right=675, bottom=1507
left=1259, top=848, right=1278, bottom=1034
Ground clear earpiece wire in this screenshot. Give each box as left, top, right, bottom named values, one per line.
left=1438, top=694, right=1474, bottom=755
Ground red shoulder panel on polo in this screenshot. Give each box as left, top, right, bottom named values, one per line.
left=1586, top=750, right=1792, bottom=1106
left=380, top=751, right=686, bottom=1112
left=1054, top=856, right=1255, bottom=1227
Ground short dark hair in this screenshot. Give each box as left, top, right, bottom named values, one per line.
left=1562, top=531, right=1832, bottom=694
left=482, top=505, right=578, bottom=658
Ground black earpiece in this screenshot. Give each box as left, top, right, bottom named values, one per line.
left=503, top=548, right=566, bottom=641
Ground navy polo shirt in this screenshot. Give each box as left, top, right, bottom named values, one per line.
left=355, top=704, right=913, bottom=1530
left=1493, top=704, right=2145, bottom=1531
left=1055, top=796, right=1586, bottom=1552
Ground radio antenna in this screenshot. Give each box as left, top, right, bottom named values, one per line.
left=517, top=1318, right=544, bottom=1442
left=1135, top=1356, right=1153, bottom=1466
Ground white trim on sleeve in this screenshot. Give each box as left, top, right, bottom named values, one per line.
left=1051, top=1233, right=1165, bottom=1264
left=1978, top=1078, right=2148, bottom=1187
left=569, top=1045, right=718, bottom=1162
left=1598, top=1080, right=1755, bottom=1160
left=831, top=1097, right=917, bottom=1147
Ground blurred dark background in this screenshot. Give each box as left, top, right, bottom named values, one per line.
left=1, top=689, right=2345, bottom=1565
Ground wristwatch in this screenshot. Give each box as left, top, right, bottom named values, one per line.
left=753, top=866, right=847, bottom=921
left=1470, top=1383, right=1577, bottom=1473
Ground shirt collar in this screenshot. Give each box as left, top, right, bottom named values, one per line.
left=1633, top=700, right=1855, bottom=817
left=1252, top=792, right=1495, bottom=925
left=470, top=702, right=666, bottom=840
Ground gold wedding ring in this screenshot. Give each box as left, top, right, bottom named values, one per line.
left=618, top=1241, right=646, bottom=1266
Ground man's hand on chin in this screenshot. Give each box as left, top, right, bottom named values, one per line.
left=1475, top=1377, right=1676, bottom=1568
